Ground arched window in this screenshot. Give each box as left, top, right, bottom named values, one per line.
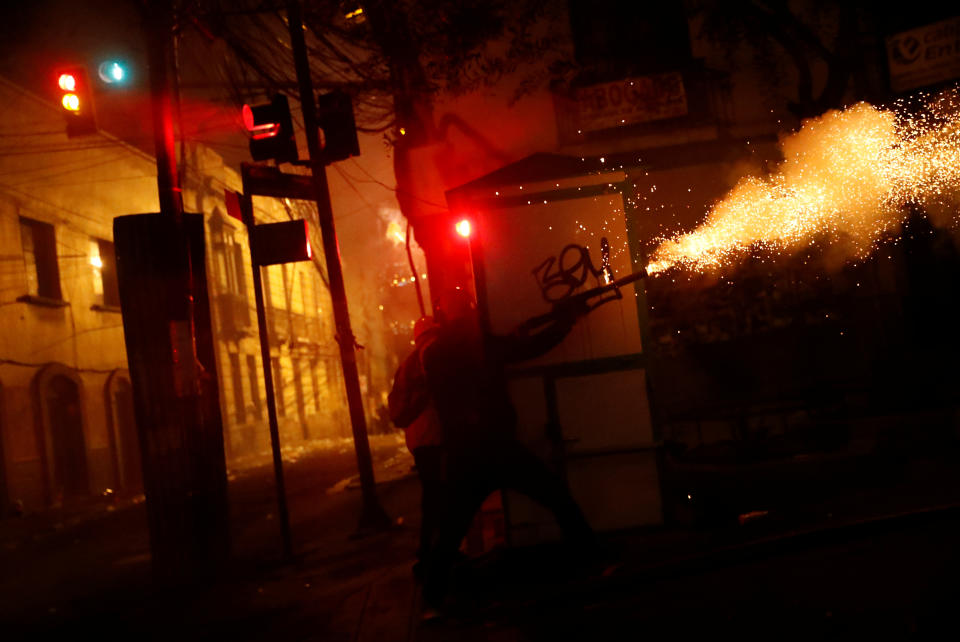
left=106, top=370, right=141, bottom=495
left=33, top=365, right=88, bottom=504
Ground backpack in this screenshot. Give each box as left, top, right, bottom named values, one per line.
left=388, top=344, right=431, bottom=428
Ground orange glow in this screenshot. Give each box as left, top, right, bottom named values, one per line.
left=58, top=73, right=76, bottom=91
left=647, top=95, right=960, bottom=276
left=455, top=219, right=472, bottom=238
left=62, top=93, right=80, bottom=112
left=385, top=220, right=406, bottom=245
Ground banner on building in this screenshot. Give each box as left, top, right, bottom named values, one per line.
left=574, top=72, right=687, bottom=133
left=887, top=15, right=960, bottom=92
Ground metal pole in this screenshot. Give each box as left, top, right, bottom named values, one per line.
left=284, top=0, right=391, bottom=533
left=144, top=0, right=183, bottom=220
left=406, top=222, right=426, bottom=316
left=240, top=193, right=294, bottom=560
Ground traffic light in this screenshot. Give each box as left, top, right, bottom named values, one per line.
left=455, top=218, right=472, bottom=238
left=316, top=91, right=360, bottom=164
left=242, top=94, right=298, bottom=163
left=56, top=66, right=97, bottom=137
left=98, top=60, right=129, bottom=85
left=250, top=220, right=312, bottom=266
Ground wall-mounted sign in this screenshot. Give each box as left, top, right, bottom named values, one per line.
left=887, top=15, right=960, bottom=92
left=575, top=71, right=687, bottom=133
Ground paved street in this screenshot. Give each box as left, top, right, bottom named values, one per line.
left=3, top=434, right=960, bottom=641
left=0, top=433, right=417, bottom=640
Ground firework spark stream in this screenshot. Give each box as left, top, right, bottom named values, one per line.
left=646, top=93, right=960, bottom=276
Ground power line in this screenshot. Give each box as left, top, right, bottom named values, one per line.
left=345, top=158, right=449, bottom=210
left=0, top=358, right=126, bottom=374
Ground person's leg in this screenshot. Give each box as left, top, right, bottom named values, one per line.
left=412, top=446, right=447, bottom=570
left=494, top=441, right=595, bottom=547
left=422, top=453, right=493, bottom=607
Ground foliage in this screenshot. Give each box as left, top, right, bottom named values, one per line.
left=191, top=0, right=571, bottom=136
left=687, top=0, right=864, bottom=118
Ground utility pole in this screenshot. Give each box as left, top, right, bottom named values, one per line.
left=284, top=0, right=391, bottom=534
left=112, top=0, right=230, bottom=585
left=145, top=0, right=183, bottom=221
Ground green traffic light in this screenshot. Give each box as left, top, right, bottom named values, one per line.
left=98, top=61, right=128, bottom=84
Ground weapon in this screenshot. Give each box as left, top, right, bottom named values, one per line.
left=517, top=268, right=647, bottom=334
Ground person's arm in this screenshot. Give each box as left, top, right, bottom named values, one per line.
left=496, top=298, right=589, bottom=363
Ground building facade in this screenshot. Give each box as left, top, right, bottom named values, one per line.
left=0, top=76, right=357, bottom=513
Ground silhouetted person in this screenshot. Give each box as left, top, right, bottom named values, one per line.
left=388, top=316, right=447, bottom=580
left=420, top=288, right=596, bottom=611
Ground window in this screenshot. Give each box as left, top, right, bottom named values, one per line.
left=229, top=353, right=245, bottom=424
left=300, top=278, right=310, bottom=320
left=262, top=266, right=278, bottom=336
left=220, top=238, right=246, bottom=298
left=91, top=239, right=121, bottom=308
left=232, top=245, right=251, bottom=325
left=247, top=355, right=262, bottom=420
left=310, top=359, right=322, bottom=413
left=293, top=358, right=306, bottom=421
left=272, top=357, right=286, bottom=416
left=20, top=217, right=62, bottom=300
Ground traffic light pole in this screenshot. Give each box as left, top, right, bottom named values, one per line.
left=239, top=192, right=294, bottom=561
left=285, top=0, right=391, bottom=534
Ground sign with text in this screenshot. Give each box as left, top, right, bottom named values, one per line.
left=251, top=219, right=312, bottom=266
left=887, top=15, right=960, bottom=92
left=575, top=72, right=687, bottom=133
left=241, top=162, right=315, bottom=201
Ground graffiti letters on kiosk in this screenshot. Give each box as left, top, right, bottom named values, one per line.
left=887, top=15, right=960, bottom=93
left=575, top=71, right=687, bottom=133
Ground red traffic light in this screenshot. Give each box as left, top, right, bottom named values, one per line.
left=55, top=66, right=96, bottom=136
left=455, top=219, right=472, bottom=238
left=242, top=104, right=280, bottom=140
left=58, top=73, right=77, bottom=92
left=243, top=94, right=298, bottom=162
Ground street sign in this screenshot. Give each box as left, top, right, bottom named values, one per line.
left=887, top=15, right=960, bottom=92
left=574, top=71, right=687, bottom=133
left=241, top=163, right=315, bottom=201
left=251, top=219, right=312, bottom=266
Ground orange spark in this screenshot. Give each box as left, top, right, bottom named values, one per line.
left=647, top=93, right=960, bottom=276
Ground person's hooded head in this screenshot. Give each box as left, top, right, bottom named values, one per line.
left=434, top=287, right=476, bottom=327
left=413, top=315, right=439, bottom=346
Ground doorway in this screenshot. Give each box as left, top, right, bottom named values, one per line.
left=44, top=374, right=89, bottom=501
left=111, top=376, right=142, bottom=494
left=0, top=381, right=10, bottom=516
